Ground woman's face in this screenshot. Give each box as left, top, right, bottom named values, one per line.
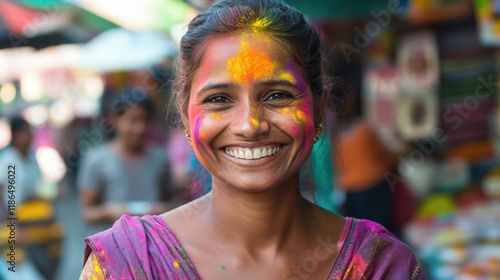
left=187, top=32, right=315, bottom=191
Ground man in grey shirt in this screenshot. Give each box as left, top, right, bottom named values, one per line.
left=78, top=88, right=180, bottom=225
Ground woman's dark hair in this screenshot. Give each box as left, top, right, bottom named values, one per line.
left=9, top=116, right=29, bottom=136
left=111, top=86, right=155, bottom=119
left=172, top=0, right=334, bottom=127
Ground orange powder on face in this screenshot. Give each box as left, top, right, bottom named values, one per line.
left=296, top=110, right=307, bottom=123
left=199, top=130, right=207, bottom=140
left=227, top=41, right=275, bottom=83
left=210, top=113, right=221, bottom=120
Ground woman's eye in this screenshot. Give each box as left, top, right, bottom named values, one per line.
left=205, top=95, right=230, bottom=103
left=267, top=91, right=293, bottom=101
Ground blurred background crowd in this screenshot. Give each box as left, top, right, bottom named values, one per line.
left=0, top=0, right=499, bottom=279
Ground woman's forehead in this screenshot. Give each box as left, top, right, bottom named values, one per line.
left=192, top=32, right=303, bottom=88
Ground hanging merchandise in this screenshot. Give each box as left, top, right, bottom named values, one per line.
left=438, top=22, right=497, bottom=157
left=363, top=66, right=402, bottom=148
left=398, top=31, right=440, bottom=91
left=397, top=93, right=438, bottom=139
left=396, top=31, right=439, bottom=139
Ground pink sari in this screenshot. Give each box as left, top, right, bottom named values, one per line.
left=83, top=215, right=423, bottom=279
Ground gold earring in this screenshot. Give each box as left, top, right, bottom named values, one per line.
left=314, top=124, right=323, bottom=143
left=184, top=128, right=192, bottom=146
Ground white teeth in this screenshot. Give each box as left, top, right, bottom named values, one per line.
left=253, top=149, right=261, bottom=159
left=225, top=145, right=283, bottom=160
left=245, top=150, right=252, bottom=159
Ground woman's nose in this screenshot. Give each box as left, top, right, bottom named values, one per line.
left=230, top=105, right=269, bottom=139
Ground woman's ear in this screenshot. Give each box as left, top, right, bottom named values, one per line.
left=180, top=105, right=190, bottom=131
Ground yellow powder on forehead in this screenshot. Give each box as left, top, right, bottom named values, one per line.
left=279, top=72, right=296, bottom=85
left=227, top=40, right=275, bottom=83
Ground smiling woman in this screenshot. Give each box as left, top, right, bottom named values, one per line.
left=79, top=0, right=424, bottom=279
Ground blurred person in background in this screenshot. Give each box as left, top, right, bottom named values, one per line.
left=0, top=116, right=62, bottom=280
left=0, top=117, right=40, bottom=206
left=77, top=87, right=180, bottom=225
left=335, top=120, right=415, bottom=235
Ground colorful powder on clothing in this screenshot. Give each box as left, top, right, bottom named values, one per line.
left=173, top=260, right=180, bottom=268
left=227, top=41, right=275, bottom=83
left=92, top=254, right=103, bottom=278
left=178, top=246, right=188, bottom=259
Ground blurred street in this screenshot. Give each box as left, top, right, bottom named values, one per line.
left=54, top=191, right=107, bottom=280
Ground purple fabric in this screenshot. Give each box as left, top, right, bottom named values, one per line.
left=83, top=215, right=423, bottom=279
left=84, top=215, right=200, bottom=279
left=329, top=218, right=424, bottom=279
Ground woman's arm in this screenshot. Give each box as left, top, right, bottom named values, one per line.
left=80, top=252, right=105, bottom=280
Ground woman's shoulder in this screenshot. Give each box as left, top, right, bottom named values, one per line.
left=334, top=217, right=424, bottom=279
left=346, top=218, right=412, bottom=249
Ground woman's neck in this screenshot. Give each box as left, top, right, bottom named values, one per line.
left=203, top=173, right=313, bottom=255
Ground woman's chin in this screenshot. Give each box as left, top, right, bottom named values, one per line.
left=212, top=173, right=295, bottom=194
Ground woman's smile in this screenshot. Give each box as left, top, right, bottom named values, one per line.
left=223, top=143, right=286, bottom=160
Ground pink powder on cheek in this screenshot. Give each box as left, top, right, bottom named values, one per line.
left=290, top=125, right=300, bottom=136
left=193, top=116, right=206, bottom=142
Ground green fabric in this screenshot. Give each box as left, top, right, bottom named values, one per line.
left=285, top=0, right=391, bottom=19
left=13, top=0, right=69, bottom=10
left=311, top=133, right=338, bottom=213
left=76, top=9, right=120, bottom=31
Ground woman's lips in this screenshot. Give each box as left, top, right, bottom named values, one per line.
left=223, top=144, right=285, bottom=160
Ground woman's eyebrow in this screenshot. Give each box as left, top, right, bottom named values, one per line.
left=198, top=83, right=237, bottom=95
left=259, top=80, right=299, bottom=90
